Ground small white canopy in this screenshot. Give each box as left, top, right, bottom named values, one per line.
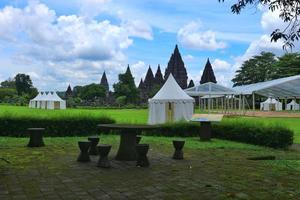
left=286, top=100, right=299, bottom=111
left=148, top=74, right=195, bottom=124
left=29, top=91, right=66, bottom=110
left=260, top=97, right=282, bottom=111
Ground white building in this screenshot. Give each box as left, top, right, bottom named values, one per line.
left=29, top=91, right=66, bottom=110
left=148, top=74, right=195, bottom=125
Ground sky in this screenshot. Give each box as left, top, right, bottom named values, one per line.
left=0, top=0, right=299, bottom=91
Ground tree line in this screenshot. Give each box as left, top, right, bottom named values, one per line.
left=232, top=52, right=300, bottom=86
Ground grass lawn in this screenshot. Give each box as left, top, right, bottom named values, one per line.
left=0, top=136, right=300, bottom=199
left=1, top=105, right=300, bottom=143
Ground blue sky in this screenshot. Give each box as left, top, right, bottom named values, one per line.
left=0, top=0, right=297, bottom=90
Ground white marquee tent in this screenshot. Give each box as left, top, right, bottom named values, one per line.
left=286, top=100, right=300, bottom=111
left=148, top=74, right=195, bottom=125
left=260, top=98, right=282, bottom=111
left=29, top=91, right=66, bottom=110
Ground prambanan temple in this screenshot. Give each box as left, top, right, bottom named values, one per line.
left=66, top=44, right=217, bottom=103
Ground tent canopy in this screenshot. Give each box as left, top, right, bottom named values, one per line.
left=31, top=91, right=64, bottom=102
left=185, top=82, right=237, bottom=96
left=233, top=75, right=300, bottom=98
left=149, top=74, right=194, bottom=103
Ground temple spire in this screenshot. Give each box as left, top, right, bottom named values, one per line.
left=138, top=78, right=144, bottom=89
left=200, top=58, right=217, bottom=84
left=188, top=79, right=195, bottom=88
left=164, top=44, right=188, bottom=89
left=65, top=84, right=73, bottom=97
left=154, top=64, right=164, bottom=86
left=144, top=65, right=155, bottom=91
left=100, top=71, right=109, bottom=91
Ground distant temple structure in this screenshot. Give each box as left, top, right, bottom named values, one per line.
left=154, top=65, right=164, bottom=86
left=143, top=66, right=155, bottom=93
left=164, top=45, right=188, bottom=89
left=188, top=79, right=195, bottom=88
left=65, top=84, right=73, bottom=97
left=100, top=71, right=109, bottom=92
left=200, top=58, right=217, bottom=84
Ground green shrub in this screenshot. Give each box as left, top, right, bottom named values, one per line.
left=0, top=116, right=115, bottom=137
left=212, top=120, right=293, bottom=149
left=145, top=122, right=200, bottom=137
left=144, top=120, right=293, bottom=149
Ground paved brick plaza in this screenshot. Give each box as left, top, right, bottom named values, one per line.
left=1, top=137, right=300, bottom=200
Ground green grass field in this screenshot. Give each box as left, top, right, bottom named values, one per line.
left=1, top=105, right=300, bottom=143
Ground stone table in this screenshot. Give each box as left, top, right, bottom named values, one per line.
left=97, top=124, right=158, bottom=161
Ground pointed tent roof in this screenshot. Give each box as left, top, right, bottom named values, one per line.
left=31, top=91, right=65, bottom=102
left=149, top=74, right=194, bottom=103
left=200, top=58, right=217, bottom=84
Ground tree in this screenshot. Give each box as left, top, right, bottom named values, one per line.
left=113, top=65, right=139, bottom=104
left=219, top=0, right=300, bottom=49
left=1, top=78, right=15, bottom=88
left=232, top=52, right=277, bottom=86
left=14, top=74, right=34, bottom=95
left=272, top=53, right=300, bottom=78
left=77, top=84, right=106, bottom=100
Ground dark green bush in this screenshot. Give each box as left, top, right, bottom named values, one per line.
left=0, top=116, right=115, bottom=137
left=144, top=120, right=293, bottom=149
left=212, top=121, right=293, bottom=149
left=145, top=122, right=200, bottom=137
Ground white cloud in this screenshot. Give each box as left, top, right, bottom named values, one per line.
left=122, top=19, right=153, bottom=40
left=78, top=0, right=110, bottom=19
left=183, top=54, right=194, bottom=62
left=0, top=1, right=154, bottom=90
left=177, top=21, right=227, bottom=51
left=131, top=61, right=147, bottom=85
left=212, top=59, right=231, bottom=72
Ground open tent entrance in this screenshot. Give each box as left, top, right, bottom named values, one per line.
left=166, top=102, right=174, bottom=122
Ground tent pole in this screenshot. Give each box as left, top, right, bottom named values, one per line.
left=252, top=93, right=255, bottom=116
left=208, top=96, right=211, bottom=114
left=198, top=96, right=200, bottom=112
left=285, top=97, right=287, bottom=110
left=239, top=94, right=241, bottom=115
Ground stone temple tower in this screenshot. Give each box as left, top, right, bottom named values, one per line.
left=164, top=45, right=188, bottom=89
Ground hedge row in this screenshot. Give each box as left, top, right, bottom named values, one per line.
left=212, top=121, right=293, bottom=149
left=0, top=117, right=115, bottom=137
left=0, top=117, right=293, bottom=148
left=144, top=121, right=293, bottom=149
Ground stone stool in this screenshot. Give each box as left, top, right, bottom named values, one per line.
left=77, top=141, right=91, bottom=162
left=172, top=140, right=185, bottom=160
left=136, top=144, right=150, bottom=167
left=88, top=136, right=100, bottom=155
left=97, top=145, right=112, bottom=168
left=136, top=135, right=142, bottom=144
left=27, top=128, right=45, bottom=147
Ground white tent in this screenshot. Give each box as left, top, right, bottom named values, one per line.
left=260, top=98, right=282, bottom=111
left=148, top=74, right=195, bottom=124
left=286, top=100, right=300, bottom=111
left=29, top=91, right=66, bottom=110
